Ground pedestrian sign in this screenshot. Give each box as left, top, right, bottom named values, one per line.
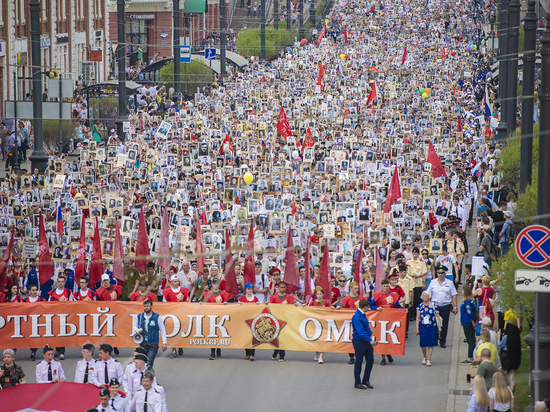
left=205, top=48, right=216, bottom=60
left=515, top=225, right=550, bottom=268
left=515, top=270, right=550, bottom=292
left=180, top=46, right=191, bottom=63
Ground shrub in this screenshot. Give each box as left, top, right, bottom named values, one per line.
left=159, top=61, right=214, bottom=95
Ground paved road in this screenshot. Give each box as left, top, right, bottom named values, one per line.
left=13, top=314, right=457, bottom=412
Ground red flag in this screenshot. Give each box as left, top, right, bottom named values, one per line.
left=276, top=107, right=293, bottom=141
left=157, top=206, right=170, bottom=273
left=374, top=247, right=385, bottom=293
left=196, top=210, right=206, bottom=279
left=353, top=241, right=364, bottom=297
left=259, top=75, right=267, bottom=84
left=224, top=229, right=239, bottom=300
left=366, top=81, right=378, bottom=107
left=38, top=211, right=54, bottom=285
left=283, top=227, right=300, bottom=294
left=303, top=238, right=312, bottom=304
left=441, top=46, right=446, bottom=59
left=89, top=217, right=104, bottom=286
left=302, top=127, right=315, bottom=151
left=219, top=134, right=234, bottom=155
left=243, top=220, right=255, bottom=285
left=428, top=140, right=448, bottom=178
left=291, top=199, right=297, bottom=215
left=428, top=212, right=438, bottom=227
left=74, top=214, right=87, bottom=281
left=343, top=25, right=348, bottom=44
left=201, top=208, right=208, bottom=225
left=402, top=45, right=407, bottom=65
left=0, top=228, right=15, bottom=293
left=316, top=25, right=325, bottom=47
left=318, top=243, right=331, bottom=301
left=235, top=195, right=241, bottom=206
left=190, top=131, right=197, bottom=141
left=316, top=62, right=325, bottom=86
left=112, top=218, right=125, bottom=283
left=383, top=166, right=401, bottom=213
left=135, top=208, right=151, bottom=273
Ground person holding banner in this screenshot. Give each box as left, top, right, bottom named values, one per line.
left=48, top=275, right=71, bottom=360
left=204, top=279, right=229, bottom=360
left=310, top=286, right=330, bottom=364
left=352, top=299, right=378, bottom=390
left=239, top=282, right=259, bottom=361
left=373, top=278, right=402, bottom=365
left=269, top=281, right=297, bottom=362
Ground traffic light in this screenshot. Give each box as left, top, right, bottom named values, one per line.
left=44, top=69, right=60, bottom=79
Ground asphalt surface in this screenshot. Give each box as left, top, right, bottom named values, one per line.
left=13, top=316, right=455, bottom=411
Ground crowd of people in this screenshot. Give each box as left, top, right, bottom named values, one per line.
left=0, top=0, right=547, bottom=407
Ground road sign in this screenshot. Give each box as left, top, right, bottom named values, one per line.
left=205, top=48, right=216, bottom=60
left=180, top=46, right=191, bottom=63
left=515, top=225, right=550, bottom=268
left=515, top=269, right=550, bottom=292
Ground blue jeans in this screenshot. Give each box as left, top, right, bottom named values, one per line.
left=436, top=304, right=452, bottom=346
left=142, top=345, right=159, bottom=369
left=500, top=242, right=509, bottom=256
left=352, top=338, right=374, bottom=386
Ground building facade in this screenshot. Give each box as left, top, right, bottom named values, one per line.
left=0, top=0, right=110, bottom=119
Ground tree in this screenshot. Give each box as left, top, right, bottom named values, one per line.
left=42, top=120, right=79, bottom=154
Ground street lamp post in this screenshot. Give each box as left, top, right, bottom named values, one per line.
left=115, top=0, right=127, bottom=141
left=507, top=0, right=520, bottom=135
left=495, top=0, right=509, bottom=141
left=173, top=0, right=182, bottom=99
left=260, top=0, right=266, bottom=61
left=519, top=0, right=537, bottom=194
left=299, top=0, right=304, bottom=40
left=220, top=0, right=227, bottom=81
left=274, top=0, right=279, bottom=29
left=28, top=0, right=48, bottom=172
left=287, top=0, right=291, bottom=30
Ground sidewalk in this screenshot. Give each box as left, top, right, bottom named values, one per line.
left=446, top=225, right=480, bottom=411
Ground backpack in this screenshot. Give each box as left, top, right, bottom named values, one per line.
left=485, top=235, right=500, bottom=261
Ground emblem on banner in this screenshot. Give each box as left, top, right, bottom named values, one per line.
left=245, top=307, right=287, bottom=347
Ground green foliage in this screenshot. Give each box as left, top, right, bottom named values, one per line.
left=42, top=120, right=79, bottom=153
left=488, top=247, right=534, bottom=321
left=159, top=61, right=214, bottom=95
left=237, top=26, right=296, bottom=59
left=519, top=26, right=524, bottom=53
left=89, top=96, right=119, bottom=131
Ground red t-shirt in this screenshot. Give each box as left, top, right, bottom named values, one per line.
left=130, top=291, right=158, bottom=302
left=49, top=288, right=71, bottom=302
left=389, top=285, right=405, bottom=300
left=163, top=287, right=189, bottom=302
left=331, top=287, right=341, bottom=305
left=238, top=295, right=259, bottom=303
left=373, top=291, right=401, bottom=308
left=96, top=285, right=122, bottom=301
left=203, top=290, right=229, bottom=303
left=72, top=289, right=96, bottom=301
left=269, top=294, right=296, bottom=304
left=341, top=294, right=365, bottom=309
left=309, top=299, right=330, bottom=307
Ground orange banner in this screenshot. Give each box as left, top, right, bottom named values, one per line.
left=0, top=303, right=407, bottom=355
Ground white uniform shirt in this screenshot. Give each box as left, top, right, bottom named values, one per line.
left=130, top=387, right=163, bottom=412
left=97, top=357, right=125, bottom=386
left=111, top=394, right=130, bottom=412
left=426, top=278, right=457, bottom=306
left=74, top=358, right=100, bottom=386
left=36, top=359, right=65, bottom=383
left=126, top=366, right=148, bottom=400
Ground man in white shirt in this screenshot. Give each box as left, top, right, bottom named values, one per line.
left=74, top=343, right=99, bottom=386
left=253, top=261, right=269, bottom=303
left=97, top=344, right=124, bottom=388
left=426, top=266, right=458, bottom=348
left=108, top=378, right=129, bottom=412
left=36, top=345, right=66, bottom=383
left=125, top=353, right=149, bottom=400
left=129, top=371, right=163, bottom=412
left=177, top=260, right=197, bottom=290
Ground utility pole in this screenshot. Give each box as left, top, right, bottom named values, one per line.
left=310, top=1, right=315, bottom=28
left=173, top=0, right=182, bottom=99
left=220, top=0, right=227, bottom=82
left=260, top=0, right=266, bottom=61
left=519, top=0, right=537, bottom=194
left=506, top=0, right=520, bottom=135
left=28, top=0, right=48, bottom=172
left=274, top=0, right=279, bottom=29
left=58, top=76, right=63, bottom=155
left=287, top=0, right=291, bottom=30
left=299, top=0, right=304, bottom=39
left=115, top=0, right=127, bottom=141
left=495, top=0, right=509, bottom=141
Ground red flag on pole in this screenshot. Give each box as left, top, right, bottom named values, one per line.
left=303, top=238, right=312, bottom=304
left=243, top=220, right=255, bottom=285
left=353, top=241, right=364, bottom=297
left=219, top=134, right=234, bottom=155
left=0, top=228, right=15, bottom=293
left=135, top=208, right=150, bottom=273
left=201, top=208, right=208, bottom=225
left=38, top=211, right=54, bottom=285
left=112, top=218, right=125, bottom=284
left=428, top=212, right=439, bottom=228
left=316, top=62, right=325, bottom=86
left=457, top=116, right=462, bottom=132
left=283, top=227, right=300, bottom=294
left=374, top=247, right=385, bottom=294
left=343, top=25, right=348, bottom=44
left=74, top=214, right=87, bottom=281
left=441, top=46, right=446, bottom=59
left=276, top=107, right=293, bottom=141
left=383, top=166, right=401, bottom=213
left=366, top=81, right=378, bottom=107
left=196, top=210, right=206, bottom=279
left=402, top=45, right=408, bottom=65
left=224, top=229, right=239, bottom=300
left=157, top=206, right=170, bottom=273
left=428, top=140, right=448, bottom=178
left=318, top=243, right=331, bottom=301
left=302, top=127, right=315, bottom=152
left=89, top=217, right=104, bottom=286
left=316, top=25, right=325, bottom=47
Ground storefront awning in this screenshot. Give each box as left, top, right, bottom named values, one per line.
left=185, top=0, right=206, bottom=13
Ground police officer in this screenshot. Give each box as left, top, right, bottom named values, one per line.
left=108, top=378, right=129, bottom=412
left=130, top=371, right=163, bottom=412
left=75, top=343, right=99, bottom=386
left=96, top=387, right=116, bottom=412
left=97, top=344, right=124, bottom=388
